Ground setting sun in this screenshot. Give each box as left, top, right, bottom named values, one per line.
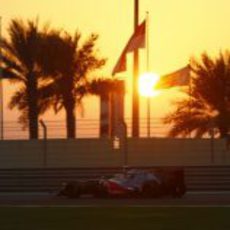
left=138, top=72, right=160, bottom=97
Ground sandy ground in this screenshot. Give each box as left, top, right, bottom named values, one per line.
left=0, top=192, right=230, bottom=207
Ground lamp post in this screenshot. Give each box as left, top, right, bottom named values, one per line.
left=0, top=16, right=3, bottom=140
left=146, top=12, right=150, bottom=137
left=132, top=0, right=140, bottom=137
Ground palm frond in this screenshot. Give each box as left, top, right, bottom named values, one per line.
left=8, top=87, right=27, bottom=110
left=165, top=50, right=230, bottom=138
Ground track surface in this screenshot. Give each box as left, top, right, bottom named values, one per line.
left=0, top=192, right=230, bottom=206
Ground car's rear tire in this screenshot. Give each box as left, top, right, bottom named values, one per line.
left=142, top=181, right=160, bottom=198
left=172, top=183, right=186, bottom=198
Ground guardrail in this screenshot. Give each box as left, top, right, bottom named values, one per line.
left=0, top=166, right=229, bottom=192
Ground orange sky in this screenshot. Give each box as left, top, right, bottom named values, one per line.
left=1, top=0, right=230, bottom=134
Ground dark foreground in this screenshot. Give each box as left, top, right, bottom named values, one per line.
left=0, top=206, right=229, bottom=230
left=0, top=192, right=230, bottom=230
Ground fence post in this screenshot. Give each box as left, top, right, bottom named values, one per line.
left=39, top=120, right=47, bottom=168
left=112, top=120, right=128, bottom=173
left=209, top=120, right=215, bottom=164
left=120, top=120, right=128, bottom=173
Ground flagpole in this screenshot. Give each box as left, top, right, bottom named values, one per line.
left=132, top=0, right=139, bottom=137
left=189, top=66, right=192, bottom=138
left=146, top=12, right=151, bottom=138
left=0, top=16, right=4, bottom=140
left=146, top=12, right=150, bottom=72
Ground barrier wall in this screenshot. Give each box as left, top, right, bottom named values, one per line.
left=127, top=138, right=229, bottom=166
left=0, top=138, right=229, bottom=168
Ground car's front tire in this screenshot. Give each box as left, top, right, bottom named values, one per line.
left=94, top=183, right=109, bottom=198
left=64, top=182, right=81, bottom=198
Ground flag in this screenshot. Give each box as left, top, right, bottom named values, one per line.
left=156, top=65, right=191, bottom=89
left=112, top=20, right=146, bottom=75
left=112, top=55, right=127, bottom=76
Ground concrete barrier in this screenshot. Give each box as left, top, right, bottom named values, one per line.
left=0, top=138, right=229, bottom=168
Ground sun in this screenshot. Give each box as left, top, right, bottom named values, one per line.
left=138, top=72, right=160, bottom=97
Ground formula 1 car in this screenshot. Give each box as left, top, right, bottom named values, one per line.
left=58, top=168, right=186, bottom=198
left=99, top=168, right=186, bottom=198
left=58, top=180, right=103, bottom=198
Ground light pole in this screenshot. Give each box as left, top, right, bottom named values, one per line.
left=146, top=12, right=150, bottom=137
left=132, top=0, right=140, bottom=137
left=0, top=16, right=3, bottom=140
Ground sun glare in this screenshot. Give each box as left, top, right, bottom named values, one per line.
left=138, top=72, right=160, bottom=97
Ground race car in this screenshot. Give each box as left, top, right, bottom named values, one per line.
left=99, top=168, right=186, bottom=198
left=99, top=169, right=162, bottom=198
left=58, top=168, right=186, bottom=198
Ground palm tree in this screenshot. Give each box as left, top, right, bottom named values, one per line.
left=1, top=18, right=49, bottom=139
left=87, top=78, right=124, bottom=97
left=39, top=31, right=106, bottom=138
left=164, top=51, right=230, bottom=138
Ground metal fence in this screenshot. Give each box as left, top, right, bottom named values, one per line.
left=2, top=117, right=172, bottom=140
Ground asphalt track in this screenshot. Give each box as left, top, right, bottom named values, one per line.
left=0, top=192, right=230, bottom=207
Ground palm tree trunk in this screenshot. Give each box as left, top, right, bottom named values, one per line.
left=219, top=126, right=228, bottom=138
left=100, top=94, right=110, bottom=137
left=218, top=112, right=229, bottom=138
left=65, top=102, right=76, bottom=139
left=27, top=74, right=38, bottom=139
